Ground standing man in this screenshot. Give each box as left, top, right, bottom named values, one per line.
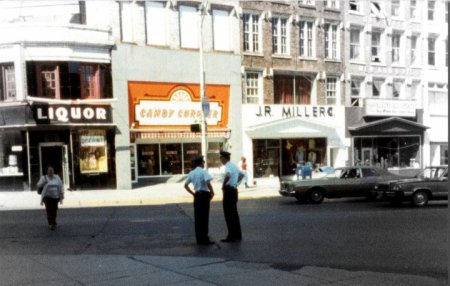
left=219, top=151, right=243, bottom=242
left=184, top=156, right=215, bottom=245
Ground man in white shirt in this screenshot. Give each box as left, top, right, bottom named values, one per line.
left=184, top=156, right=215, bottom=245
left=220, top=151, right=243, bottom=242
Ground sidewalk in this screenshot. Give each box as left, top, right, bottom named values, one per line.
left=0, top=177, right=282, bottom=210
left=2, top=254, right=446, bottom=286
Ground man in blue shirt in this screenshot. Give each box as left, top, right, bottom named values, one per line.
left=184, top=156, right=215, bottom=245
left=220, top=151, right=243, bottom=242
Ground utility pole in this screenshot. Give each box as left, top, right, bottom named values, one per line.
left=199, top=0, right=209, bottom=168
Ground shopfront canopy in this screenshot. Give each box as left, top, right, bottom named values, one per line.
left=348, top=117, right=428, bottom=136
left=245, top=117, right=344, bottom=148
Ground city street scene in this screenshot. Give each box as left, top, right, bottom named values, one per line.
left=0, top=0, right=448, bottom=285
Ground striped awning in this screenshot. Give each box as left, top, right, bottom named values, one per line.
left=131, top=130, right=230, bottom=140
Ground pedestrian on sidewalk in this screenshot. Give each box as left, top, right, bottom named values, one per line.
left=219, top=151, right=243, bottom=243
left=239, top=156, right=249, bottom=188
left=37, top=166, right=64, bottom=230
left=184, top=156, right=215, bottom=245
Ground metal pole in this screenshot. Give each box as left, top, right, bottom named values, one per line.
left=199, top=0, right=208, bottom=168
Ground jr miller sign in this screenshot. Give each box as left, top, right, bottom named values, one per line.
left=33, top=105, right=112, bottom=124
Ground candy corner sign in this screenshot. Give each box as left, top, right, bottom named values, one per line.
left=128, top=82, right=229, bottom=129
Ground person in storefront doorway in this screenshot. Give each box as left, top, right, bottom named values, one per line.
left=239, top=156, right=249, bottom=188
left=219, top=151, right=243, bottom=243
left=37, top=166, right=64, bottom=231
left=184, top=156, right=215, bottom=245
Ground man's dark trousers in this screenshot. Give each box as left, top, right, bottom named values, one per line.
left=43, top=197, right=59, bottom=226
left=194, top=191, right=211, bottom=243
left=223, top=186, right=242, bottom=240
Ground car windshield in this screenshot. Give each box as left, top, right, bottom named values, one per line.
left=417, top=167, right=447, bottom=179
left=325, top=168, right=343, bottom=179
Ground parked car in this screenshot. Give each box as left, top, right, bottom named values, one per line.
left=279, top=166, right=404, bottom=203
left=374, top=166, right=448, bottom=207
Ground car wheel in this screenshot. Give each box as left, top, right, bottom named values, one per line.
left=412, top=191, right=428, bottom=207
left=308, top=189, right=324, bottom=204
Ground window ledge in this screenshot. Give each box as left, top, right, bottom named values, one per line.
left=298, top=4, right=315, bottom=9
left=298, top=57, right=318, bottom=61
left=349, top=11, right=364, bottom=16
left=272, top=54, right=292, bottom=59
left=324, top=7, right=340, bottom=12
left=391, top=63, right=406, bottom=68
left=243, top=52, right=264, bottom=57
left=324, top=58, right=342, bottom=63
left=371, top=62, right=386, bottom=66
left=349, top=60, right=365, bottom=65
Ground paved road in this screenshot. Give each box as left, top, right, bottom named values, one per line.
left=0, top=197, right=447, bottom=281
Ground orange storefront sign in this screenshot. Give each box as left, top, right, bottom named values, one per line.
left=128, top=81, right=230, bottom=130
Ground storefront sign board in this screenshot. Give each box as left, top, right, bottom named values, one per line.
left=364, top=99, right=416, bottom=117
left=33, top=104, right=112, bottom=124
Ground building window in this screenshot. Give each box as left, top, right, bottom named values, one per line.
left=428, top=0, right=435, bottom=20
left=324, top=23, right=338, bottom=59
left=299, top=0, right=315, bottom=6
left=145, top=1, right=167, bottom=46
left=325, top=0, right=339, bottom=9
left=350, top=28, right=361, bottom=60
left=410, top=81, right=420, bottom=100
left=351, top=77, right=363, bottom=106
left=244, top=72, right=261, bottom=104
left=392, top=80, right=403, bottom=98
left=80, top=64, right=100, bottom=99
left=120, top=1, right=134, bottom=42
left=410, top=35, right=418, bottom=65
left=372, top=78, right=384, bottom=96
left=272, top=17, right=288, bottom=55
left=180, top=5, right=199, bottom=49
left=243, top=13, right=260, bottom=52
left=299, top=21, right=314, bottom=57
left=36, top=64, right=60, bottom=99
left=440, top=145, right=448, bottom=165
left=213, top=9, right=231, bottom=51
left=391, top=33, right=401, bottom=64
left=371, top=31, right=381, bottom=62
left=391, top=0, right=400, bottom=17
left=429, top=90, right=447, bottom=115
left=410, top=0, right=418, bottom=19
left=326, top=77, right=338, bottom=105
left=428, top=38, right=436, bottom=66
left=350, top=0, right=361, bottom=12
left=273, top=75, right=311, bottom=105
left=0, top=63, right=16, bottom=101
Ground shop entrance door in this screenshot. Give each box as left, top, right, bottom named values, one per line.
left=39, top=143, right=69, bottom=190
left=362, top=148, right=373, bottom=166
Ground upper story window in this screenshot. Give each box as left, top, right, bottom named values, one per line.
left=371, top=30, right=382, bottom=63
left=274, top=75, right=311, bottom=105
left=410, top=35, right=419, bottom=66
left=299, top=0, right=315, bottom=6
left=350, top=28, right=362, bottom=61
left=410, top=0, right=418, bottom=19
left=0, top=63, right=16, bottom=101
left=372, top=78, right=384, bottom=97
left=272, top=17, right=289, bottom=55
left=351, top=77, right=364, bottom=106
left=326, top=77, right=338, bottom=105
left=26, top=62, right=112, bottom=100
left=349, top=0, right=361, bottom=12
left=428, top=1, right=436, bottom=21
left=120, top=1, right=135, bottom=42
left=180, top=5, right=199, bottom=49
left=213, top=9, right=232, bottom=51
left=325, top=0, right=339, bottom=9
left=244, top=71, right=262, bottom=104
left=145, top=1, right=167, bottom=46
left=243, top=13, right=261, bottom=53
left=324, top=23, right=339, bottom=59
left=428, top=37, right=436, bottom=66
left=391, top=0, right=401, bottom=17
left=299, top=21, right=314, bottom=57
left=391, top=33, right=401, bottom=64
left=392, top=79, right=404, bottom=98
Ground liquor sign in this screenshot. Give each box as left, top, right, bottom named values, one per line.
left=79, top=130, right=108, bottom=173
left=128, top=82, right=229, bottom=129
left=364, top=99, right=416, bottom=117
left=33, top=104, right=112, bottom=124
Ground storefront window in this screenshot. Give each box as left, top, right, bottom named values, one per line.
left=207, top=142, right=223, bottom=169
left=137, top=144, right=160, bottom=176
left=161, top=144, right=182, bottom=175
left=253, top=139, right=280, bottom=178
left=0, top=130, right=25, bottom=176
left=354, top=136, right=420, bottom=168
left=184, top=143, right=201, bottom=173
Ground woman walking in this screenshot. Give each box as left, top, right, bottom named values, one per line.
left=37, top=166, right=64, bottom=230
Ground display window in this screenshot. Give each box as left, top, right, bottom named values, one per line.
left=137, top=144, right=160, bottom=176
left=353, top=136, right=421, bottom=169
left=79, top=130, right=108, bottom=173
left=0, top=130, right=25, bottom=177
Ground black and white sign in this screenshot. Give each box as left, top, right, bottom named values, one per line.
left=33, top=105, right=112, bottom=124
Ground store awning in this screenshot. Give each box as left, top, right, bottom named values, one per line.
left=349, top=117, right=428, bottom=136
left=132, top=130, right=230, bottom=140
left=245, top=117, right=345, bottom=147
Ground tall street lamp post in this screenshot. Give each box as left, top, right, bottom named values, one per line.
left=199, top=0, right=209, bottom=167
